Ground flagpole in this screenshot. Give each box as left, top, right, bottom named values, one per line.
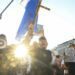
left=33, top=0, right=42, bottom=24
left=33, top=0, right=50, bottom=24
left=32, top=0, right=50, bottom=36
left=40, top=5, right=50, bottom=11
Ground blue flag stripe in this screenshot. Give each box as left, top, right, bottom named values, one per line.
left=16, top=0, right=40, bottom=40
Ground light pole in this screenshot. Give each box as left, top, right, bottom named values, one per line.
left=0, top=0, right=14, bottom=19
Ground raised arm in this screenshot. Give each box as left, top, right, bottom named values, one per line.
left=22, top=23, right=34, bottom=48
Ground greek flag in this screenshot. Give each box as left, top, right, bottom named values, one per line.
left=16, top=0, right=41, bottom=40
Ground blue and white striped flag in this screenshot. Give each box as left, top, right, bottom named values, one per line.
left=16, top=0, right=41, bottom=40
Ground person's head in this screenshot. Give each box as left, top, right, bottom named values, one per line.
left=69, top=43, right=75, bottom=48
left=55, top=55, right=62, bottom=66
left=0, top=34, right=7, bottom=49
left=38, top=36, right=48, bottom=49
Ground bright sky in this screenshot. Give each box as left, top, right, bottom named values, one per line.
left=0, top=0, right=75, bottom=49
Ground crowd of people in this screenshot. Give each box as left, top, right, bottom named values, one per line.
left=0, top=23, right=75, bottom=75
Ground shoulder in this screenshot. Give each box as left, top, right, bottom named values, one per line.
left=46, top=49, right=52, bottom=54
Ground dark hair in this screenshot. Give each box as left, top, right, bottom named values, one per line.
left=56, top=55, right=60, bottom=58
left=69, top=43, right=75, bottom=48
left=39, top=36, right=46, bottom=41
left=0, top=34, right=7, bottom=40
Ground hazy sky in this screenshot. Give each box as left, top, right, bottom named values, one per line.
left=0, top=0, right=75, bottom=49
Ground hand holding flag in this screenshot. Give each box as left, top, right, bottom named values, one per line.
left=28, top=22, right=34, bottom=36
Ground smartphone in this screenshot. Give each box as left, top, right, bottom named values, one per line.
left=37, top=24, right=43, bottom=33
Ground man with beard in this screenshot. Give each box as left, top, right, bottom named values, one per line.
left=22, top=23, right=53, bottom=75
left=28, top=36, right=53, bottom=75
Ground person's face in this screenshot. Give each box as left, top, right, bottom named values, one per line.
left=55, top=57, right=62, bottom=66
left=39, top=39, right=48, bottom=49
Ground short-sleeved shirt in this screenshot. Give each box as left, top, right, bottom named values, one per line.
left=64, top=47, right=75, bottom=62
left=29, top=48, right=53, bottom=75
left=30, top=48, right=52, bottom=65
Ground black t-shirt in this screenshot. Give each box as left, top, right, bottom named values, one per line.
left=29, top=48, right=53, bottom=75
left=30, top=48, right=52, bottom=64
